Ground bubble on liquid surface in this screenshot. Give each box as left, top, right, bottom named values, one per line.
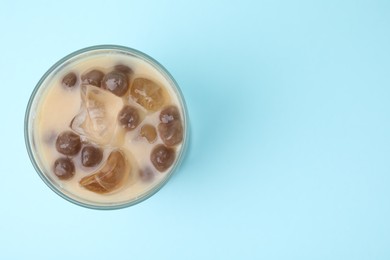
left=79, top=149, right=130, bottom=193
left=70, top=85, right=123, bottom=145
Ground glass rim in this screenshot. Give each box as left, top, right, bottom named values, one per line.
left=24, top=45, right=189, bottom=210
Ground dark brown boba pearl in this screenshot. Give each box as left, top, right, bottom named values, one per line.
left=159, top=106, right=181, bottom=123
left=114, top=64, right=133, bottom=75
left=150, top=144, right=175, bottom=172
left=62, top=72, right=77, bottom=88
left=101, top=71, right=128, bottom=96
left=81, top=145, right=103, bottom=167
left=118, top=106, right=140, bottom=130
left=81, top=69, right=104, bottom=87
left=158, top=120, right=183, bottom=146
left=139, top=167, right=155, bottom=182
left=43, top=131, right=57, bottom=144
left=53, top=158, right=75, bottom=180
left=158, top=106, right=183, bottom=146
left=55, top=131, right=81, bottom=156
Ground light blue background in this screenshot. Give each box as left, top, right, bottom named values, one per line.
left=1, top=0, right=389, bottom=259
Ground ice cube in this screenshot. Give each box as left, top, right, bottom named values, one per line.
left=79, top=149, right=130, bottom=193
left=140, top=124, right=157, bottom=143
left=130, top=78, right=166, bottom=111
left=70, top=85, right=123, bottom=145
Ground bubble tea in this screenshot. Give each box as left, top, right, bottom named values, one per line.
left=25, top=46, right=188, bottom=209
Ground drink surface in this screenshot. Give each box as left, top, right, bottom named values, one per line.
left=31, top=50, right=184, bottom=206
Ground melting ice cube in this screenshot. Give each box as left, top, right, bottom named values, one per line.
left=130, top=78, right=166, bottom=111
left=79, top=149, right=130, bottom=193
left=71, top=85, right=123, bottom=145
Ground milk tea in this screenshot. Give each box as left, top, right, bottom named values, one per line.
left=28, top=48, right=186, bottom=207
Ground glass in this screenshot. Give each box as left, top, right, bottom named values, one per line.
left=24, top=45, right=188, bottom=210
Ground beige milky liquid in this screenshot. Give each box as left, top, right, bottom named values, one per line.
left=32, top=51, right=184, bottom=205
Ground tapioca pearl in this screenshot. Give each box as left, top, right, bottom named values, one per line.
left=81, top=69, right=104, bottom=87
left=150, top=144, right=175, bottom=172
left=118, top=105, right=141, bottom=130
left=81, top=145, right=103, bottom=167
left=62, top=72, right=77, bottom=88
left=102, top=71, right=128, bottom=97
left=55, top=131, right=81, bottom=156
left=53, top=157, right=75, bottom=180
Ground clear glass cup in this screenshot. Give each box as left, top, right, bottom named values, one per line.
left=24, top=45, right=188, bottom=210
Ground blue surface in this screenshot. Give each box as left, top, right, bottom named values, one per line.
left=1, top=0, right=390, bottom=259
